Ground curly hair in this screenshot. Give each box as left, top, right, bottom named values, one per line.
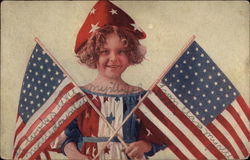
left=76, top=25, right=146, bottom=68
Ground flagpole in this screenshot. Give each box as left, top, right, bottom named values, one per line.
left=93, top=35, right=196, bottom=159
left=34, top=37, right=129, bottom=150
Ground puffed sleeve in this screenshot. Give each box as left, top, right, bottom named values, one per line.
left=60, top=119, right=82, bottom=155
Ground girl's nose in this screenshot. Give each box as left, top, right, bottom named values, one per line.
left=109, top=52, right=117, bottom=62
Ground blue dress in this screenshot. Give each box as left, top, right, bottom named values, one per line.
left=61, top=88, right=166, bottom=159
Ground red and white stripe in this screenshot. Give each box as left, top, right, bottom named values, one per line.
left=13, top=77, right=88, bottom=159
left=137, top=82, right=250, bottom=159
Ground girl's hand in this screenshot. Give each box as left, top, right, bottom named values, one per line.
left=64, top=142, right=92, bottom=160
left=125, top=140, right=152, bottom=159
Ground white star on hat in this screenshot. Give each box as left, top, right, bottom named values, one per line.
left=90, top=8, right=96, bottom=14
left=131, top=23, right=142, bottom=32
left=89, top=22, right=100, bottom=33
left=109, top=8, right=118, bottom=15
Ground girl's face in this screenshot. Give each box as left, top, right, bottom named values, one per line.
left=96, top=33, right=130, bottom=80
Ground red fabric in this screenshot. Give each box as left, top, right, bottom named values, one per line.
left=75, top=0, right=146, bottom=53
left=77, top=93, right=101, bottom=158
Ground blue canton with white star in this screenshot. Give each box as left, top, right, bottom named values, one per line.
left=162, top=41, right=239, bottom=125
left=18, top=43, right=65, bottom=123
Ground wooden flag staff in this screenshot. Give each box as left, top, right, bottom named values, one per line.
left=94, top=35, right=196, bottom=159
left=34, top=37, right=129, bottom=153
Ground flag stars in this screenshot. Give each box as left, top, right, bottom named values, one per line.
left=198, top=102, right=203, bottom=106
left=205, top=84, right=209, bottom=88
left=44, top=83, right=48, bottom=87
left=176, top=79, right=180, bottom=83
left=233, top=92, right=236, bottom=96
left=223, top=79, right=226, bottom=83
left=200, top=78, right=204, bottom=82
left=216, top=97, right=220, bottom=101
left=58, top=79, right=61, bottom=83
left=219, top=88, right=224, bottom=92
left=192, top=57, right=196, bottom=61
left=202, top=94, right=206, bottom=97
left=190, top=105, right=194, bottom=109
left=45, top=59, right=49, bottom=63
left=217, top=72, right=221, bottom=76
left=180, top=70, right=183, bottom=73
left=185, top=75, right=189, bottom=79
left=42, top=75, right=46, bottom=79
left=187, top=51, right=190, bottom=55
left=183, top=60, right=187, bottom=64
left=40, top=65, right=44, bottom=70
left=43, top=98, right=46, bottom=102
left=175, top=64, right=179, bottom=68
left=172, top=74, right=176, bottom=78
left=203, top=69, right=207, bottom=73
left=32, top=109, right=35, bottom=113
left=204, top=109, right=208, bottom=112
left=208, top=75, right=212, bottom=79
left=206, top=60, right=210, bottom=64
left=201, top=117, right=205, bottom=121
left=35, top=72, right=39, bottom=76
left=195, top=47, right=199, bottom=51
left=30, top=101, right=34, bottom=105
left=194, top=72, right=198, bottom=76
left=225, top=94, right=229, bottom=98
left=36, top=95, right=39, bottom=99
left=33, top=63, right=37, bottom=67
left=212, top=66, right=216, bottom=70
left=196, top=87, right=200, bottom=91
left=55, top=71, right=59, bottom=75
left=191, top=81, right=195, bottom=85
left=197, top=63, right=201, bottom=67
left=27, top=84, right=31, bottom=88
left=193, top=96, right=197, bottom=100
left=29, top=92, right=32, bottom=96
left=48, top=68, right=51, bottom=72
left=195, top=111, right=200, bottom=115
left=201, top=53, right=204, bottom=57
left=173, top=88, right=177, bottom=92
left=207, top=100, right=211, bottom=104
left=188, top=66, right=192, bottom=70
left=213, top=106, right=217, bottom=110
left=187, top=90, right=191, bottom=94
left=181, top=85, right=185, bottom=88
left=178, top=94, right=182, bottom=98
left=228, top=85, right=232, bottom=89
left=38, top=80, right=41, bottom=84
left=214, top=82, right=218, bottom=86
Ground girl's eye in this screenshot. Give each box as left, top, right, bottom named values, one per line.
left=100, top=50, right=109, bottom=55
left=118, top=49, right=126, bottom=54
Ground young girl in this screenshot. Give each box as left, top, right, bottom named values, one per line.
left=60, top=1, right=166, bottom=159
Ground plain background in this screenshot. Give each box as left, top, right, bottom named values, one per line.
left=1, top=1, right=249, bottom=159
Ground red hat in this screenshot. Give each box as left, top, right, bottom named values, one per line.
left=74, top=0, right=146, bottom=53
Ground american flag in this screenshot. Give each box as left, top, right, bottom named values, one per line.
left=13, top=42, right=89, bottom=160
left=136, top=41, right=250, bottom=159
